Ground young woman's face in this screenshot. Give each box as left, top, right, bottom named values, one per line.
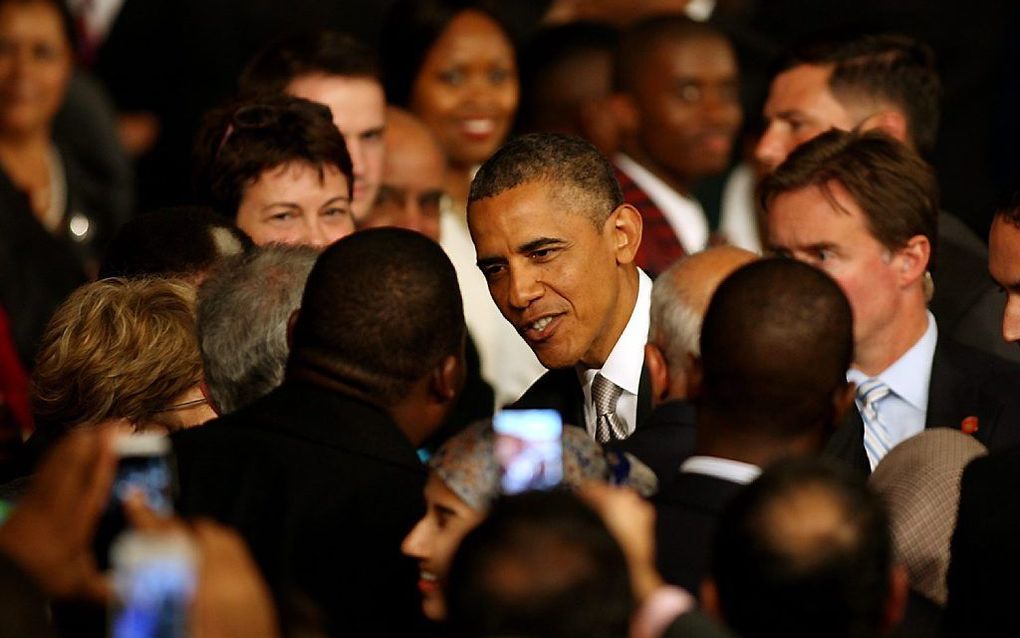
left=0, top=0, right=72, bottom=135
left=235, top=161, right=354, bottom=248
left=401, top=473, right=484, bottom=621
left=410, top=10, right=518, bottom=170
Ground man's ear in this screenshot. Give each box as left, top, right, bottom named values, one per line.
left=700, top=578, right=724, bottom=623
left=286, top=308, right=300, bottom=350
left=429, top=353, right=463, bottom=405
left=198, top=380, right=220, bottom=416
left=894, top=235, right=931, bottom=288
left=607, top=92, right=640, bottom=136
left=881, top=565, right=909, bottom=634
left=644, top=343, right=671, bottom=404
left=606, top=203, right=642, bottom=265
left=858, top=108, right=910, bottom=145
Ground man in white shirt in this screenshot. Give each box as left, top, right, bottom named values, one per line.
left=467, top=133, right=646, bottom=441
left=654, top=257, right=856, bottom=595
left=763, top=129, right=1020, bottom=475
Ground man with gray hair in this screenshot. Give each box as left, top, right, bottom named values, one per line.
left=197, top=244, right=318, bottom=414
left=614, top=246, right=755, bottom=485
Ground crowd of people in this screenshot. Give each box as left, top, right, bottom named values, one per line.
left=0, top=0, right=1019, bottom=637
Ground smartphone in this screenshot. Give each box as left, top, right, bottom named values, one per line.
left=94, top=433, right=176, bottom=571
left=109, top=530, right=197, bottom=638
left=492, top=409, right=563, bottom=494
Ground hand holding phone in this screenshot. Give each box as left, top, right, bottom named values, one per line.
left=493, top=409, right=563, bottom=494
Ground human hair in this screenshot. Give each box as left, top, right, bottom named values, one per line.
left=613, top=14, right=731, bottom=93
left=468, top=133, right=623, bottom=227
left=446, top=490, right=633, bottom=638
left=699, top=258, right=853, bottom=435
left=784, top=33, right=941, bottom=155
left=193, top=94, right=354, bottom=219
left=98, top=206, right=252, bottom=280
left=758, top=128, right=939, bottom=272
left=197, top=244, right=317, bottom=414
left=0, top=0, right=77, bottom=56
left=649, top=264, right=703, bottom=363
left=32, top=278, right=201, bottom=432
left=290, top=228, right=464, bottom=405
left=995, top=191, right=1020, bottom=229
left=380, top=0, right=512, bottom=107
left=238, top=30, right=379, bottom=96
left=711, top=458, right=893, bottom=638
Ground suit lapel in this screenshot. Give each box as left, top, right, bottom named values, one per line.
left=926, top=341, right=1001, bottom=443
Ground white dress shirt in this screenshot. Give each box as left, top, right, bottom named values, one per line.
left=680, top=455, right=761, bottom=485
left=578, top=270, right=652, bottom=438
left=614, top=154, right=709, bottom=255
left=847, top=311, right=938, bottom=449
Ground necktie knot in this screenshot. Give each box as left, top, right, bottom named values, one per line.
left=857, top=378, right=891, bottom=415
left=592, top=374, right=623, bottom=417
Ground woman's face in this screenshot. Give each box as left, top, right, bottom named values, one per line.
left=410, top=10, right=518, bottom=170
left=402, top=473, right=484, bottom=621
left=0, top=0, right=71, bottom=135
left=235, top=161, right=354, bottom=248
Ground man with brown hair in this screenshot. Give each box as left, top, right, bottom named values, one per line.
left=762, top=129, right=1020, bottom=474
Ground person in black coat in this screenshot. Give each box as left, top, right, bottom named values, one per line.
left=173, top=229, right=467, bottom=637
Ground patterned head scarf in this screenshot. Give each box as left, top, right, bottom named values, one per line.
left=429, top=420, right=658, bottom=511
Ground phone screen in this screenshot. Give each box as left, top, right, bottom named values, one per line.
left=109, top=531, right=197, bottom=638
left=94, top=434, right=175, bottom=571
left=492, top=409, right=563, bottom=494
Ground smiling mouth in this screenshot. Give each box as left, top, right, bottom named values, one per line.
left=520, top=314, right=562, bottom=342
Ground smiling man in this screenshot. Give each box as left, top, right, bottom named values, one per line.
left=467, top=133, right=648, bottom=442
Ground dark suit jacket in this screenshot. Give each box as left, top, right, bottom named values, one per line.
left=826, top=337, right=1020, bottom=476
left=173, top=380, right=427, bottom=637
left=654, top=472, right=746, bottom=594
left=512, top=365, right=653, bottom=432
left=614, top=164, right=687, bottom=278
left=943, top=445, right=1020, bottom=638
left=610, top=399, right=697, bottom=487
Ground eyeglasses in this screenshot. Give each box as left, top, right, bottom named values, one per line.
left=216, top=104, right=288, bottom=158
left=155, top=397, right=209, bottom=414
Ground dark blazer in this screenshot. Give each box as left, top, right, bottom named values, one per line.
left=512, top=365, right=653, bottom=432
left=173, top=380, right=427, bottom=637
left=826, top=337, right=1020, bottom=476
left=654, top=472, right=746, bottom=594
left=610, top=399, right=697, bottom=486
left=614, top=164, right=687, bottom=278
left=943, top=445, right=1020, bottom=638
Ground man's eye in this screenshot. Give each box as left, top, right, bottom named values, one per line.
left=322, top=207, right=350, bottom=218
left=362, top=129, right=383, bottom=142
left=439, top=69, right=465, bottom=86
left=489, top=67, right=512, bottom=85
left=480, top=264, right=505, bottom=279
left=268, top=211, right=297, bottom=222
left=676, top=84, right=702, bottom=103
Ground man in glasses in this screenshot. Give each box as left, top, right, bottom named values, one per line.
left=756, top=33, right=1014, bottom=363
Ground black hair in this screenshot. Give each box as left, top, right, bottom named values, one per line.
left=613, top=14, right=732, bottom=93
left=290, top=228, right=465, bottom=405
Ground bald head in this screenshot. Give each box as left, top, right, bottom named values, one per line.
left=364, top=107, right=446, bottom=241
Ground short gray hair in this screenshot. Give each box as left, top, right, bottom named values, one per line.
left=649, top=262, right=703, bottom=375
left=197, top=244, right=318, bottom=413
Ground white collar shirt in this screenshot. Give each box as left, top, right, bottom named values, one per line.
left=679, top=455, right=761, bottom=485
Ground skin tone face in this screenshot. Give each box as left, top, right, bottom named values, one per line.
left=0, top=0, right=72, bottom=136
left=235, top=161, right=354, bottom=248
left=410, top=10, right=519, bottom=171
left=468, top=180, right=641, bottom=370
left=767, top=182, right=927, bottom=375
left=286, top=74, right=386, bottom=221
left=363, top=108, right=445, bottom=242
left=401, top=474, right=484, bottom=621
left=626, top=35, right=742, bottom=193
left=756, top=64, right=857, bottom=173
left=988, top=216, right=1020, bottom=344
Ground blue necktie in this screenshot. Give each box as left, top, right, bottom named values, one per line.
left=857, top=378, right=894, bottom=469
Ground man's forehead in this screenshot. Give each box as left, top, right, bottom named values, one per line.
left=288, top=74, right=385, bottom=124
left=768, top=64, right=841, bottom=110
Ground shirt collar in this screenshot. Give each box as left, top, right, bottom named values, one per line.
left=614, top=153, right=708, bottom=254
left=679, top=455, right=761, bottom=485
left=847, top=311, right=938, bottom=411
left=577, top=269, right=652, bottom=396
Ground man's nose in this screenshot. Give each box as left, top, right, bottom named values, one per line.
left=508, top=266, right=542, bottom=309
left=755, top=125, right=789, bottom=172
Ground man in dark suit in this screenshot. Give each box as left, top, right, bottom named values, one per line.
left=942, top=202, right=1020, bottom=637
left=655, top=258, right=856, bottom=595
left=614, top=246, right=756, bottom=485
left=609, top=17, right=743, bottom=276
left=173, top=229, right=466, bottom=637
left=756, top=33, right=1017, bottom=363
left=764, top=129, right=1020, bottom=476
left=468, top=134, right=647, bottom=443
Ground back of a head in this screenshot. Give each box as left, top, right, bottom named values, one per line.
left=613, top=14, right=731, bottom=94
left=446, top=490, right=633, bottom=638
left=711, top=458, right=892, bottom=638
left=192, top=93, right=354, bottom=218
left=198, top=245, right=318, bottom=414
left=787, top=33, right=941, bottom=155
left=99, top=206, right=251, bottom=281
left=238, top=30, right=380, bottom=96
left=468, top=133, right=623, bottom=227
left=759, top=128, right=939, bottom=272
left=291, top=228, right=464, bottom=405
left=699, top=258, right=853, bottom=437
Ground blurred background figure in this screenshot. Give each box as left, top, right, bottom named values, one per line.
left=193, top=94, right=355, bottom=248
left=382, top=0, right=543, bottom=408
left=870, top=429, right=987, bottom=638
